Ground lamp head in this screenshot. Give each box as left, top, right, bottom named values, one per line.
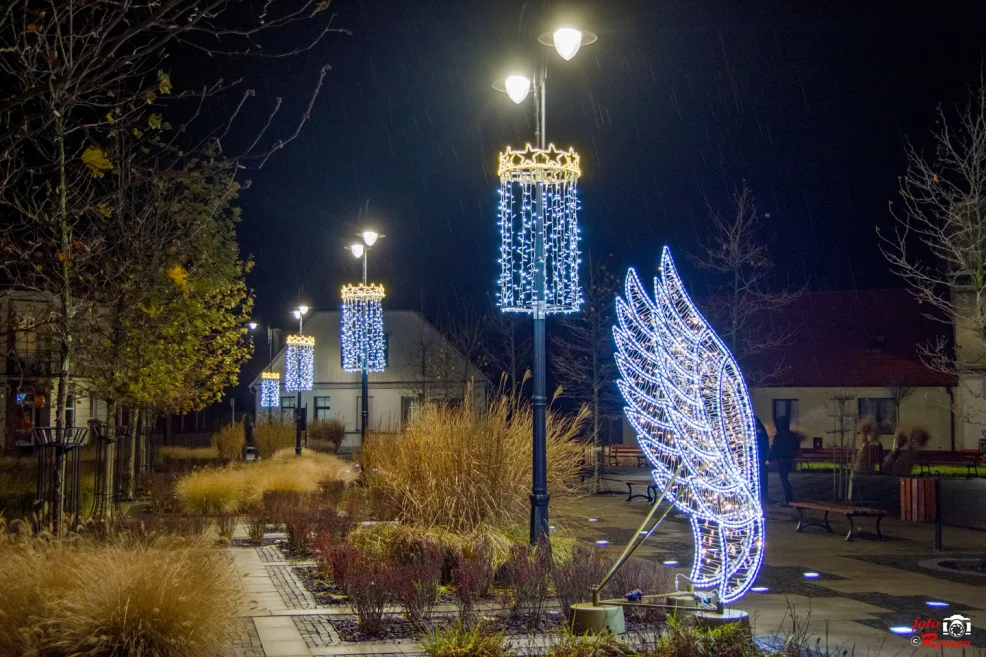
left=553, top=27, right=583, bottom=60
left=504, top=75, right=532, bottom=104
left=349, top=243, right=365, bottom=259
left=361, top=230, right=379, bottom=247
left=248, top=321, right=258, bottom=331
left=298, top=305, right=310, bottom=316
left=292, top=310, right=301, bottom=319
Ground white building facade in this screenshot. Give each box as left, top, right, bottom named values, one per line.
left=249, top=310, right=489, bottom=452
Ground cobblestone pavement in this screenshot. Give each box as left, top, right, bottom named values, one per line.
left=292, top=616, right=335, bottom=647
left=231, top=619, right=266, bottom=657
left=267, top=565, right=320, bottom=610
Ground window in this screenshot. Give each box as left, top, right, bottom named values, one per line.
left=859, top=398, right=896, bottom=434
left=281, top=396, right=297, bottom=421
left=772, top=399, right=799, bottom=430
left=401, top=397, right=420, bottom=426
left=315, top=396, right=332, bottom=421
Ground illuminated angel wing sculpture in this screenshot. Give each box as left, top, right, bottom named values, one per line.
left=613, top=247, right=765, bottom=604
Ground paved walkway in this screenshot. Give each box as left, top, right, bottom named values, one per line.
left=230, top=475, right=986, bottom=657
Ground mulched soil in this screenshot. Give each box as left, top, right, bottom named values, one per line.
left=330, top=616, right=455, bottom=642
left=292, top=566, right=347, bottom=605
left=229, top=536, right=280, bottom=548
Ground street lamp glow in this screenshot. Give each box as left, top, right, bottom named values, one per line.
left=292, top=310, right=301, bottom=319
left=361, top=230, right=379, bottom=247
left=553, top=28, right=583, bottom=60
left=298, top=305, right=309, bottom=315
left=349, top=243, right=365, bottom=259
left=504, top=75, right=531, bottom=104
left=248, top=321, right=258, bottom=330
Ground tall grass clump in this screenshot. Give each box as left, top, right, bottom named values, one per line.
left=360, top=395, right=588, bottom=531
left=255, top=417, right=296, bottom=459
left=174, top=450, right=357, bottom=516
left=0, top=528, right=240, bottom=656
left=308, top=418, right=346, bottom=453
left=211, top=423, right=243, bottom=461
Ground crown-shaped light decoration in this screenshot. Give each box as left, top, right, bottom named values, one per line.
left=613, top=247, right=765, bottom=605
left=497, top=144, right=582, bottom=314
left=260, top=371, right=280, bottom=408
left=284, top=334, right=315, bottom=392
left=341, top=283, right=386, bottom=373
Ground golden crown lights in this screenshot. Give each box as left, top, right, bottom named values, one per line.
left=284, top=334, right=315, bottom=392
left=341, top=283, right=386, bottom=373
left=497, top=144, right=583, bottom=314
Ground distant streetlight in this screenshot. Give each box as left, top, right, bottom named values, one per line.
left=492, top=22, right=596, bottom=546
left=248, top=321, right=258, bottom=331
left=342, top=230, right=386, bottom=446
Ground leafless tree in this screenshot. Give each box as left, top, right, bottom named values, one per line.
left=886, top=381, right=915, bottom=441
left=691, top=182, right=804, bottom=386
left=551, top=255, right=620, bottom=491
left=0, top=0, right=343, bottom=529
left=442, top=307, right=487, bottom=401
left=484, top=311, right=532, bottom=402
left=878, top=81, right=986, bottom=382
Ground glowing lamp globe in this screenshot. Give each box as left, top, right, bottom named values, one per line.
left=504, top=75, right=531, bottom=104
left=553, top=28, right=583, bottom=60
left=260, top=371, right=280, bottom=408
left=341, top=283, right=386, bottom=373
left=613, top=247, right=765, bottom=604
left=284, top=334, right=315, bottom=392
left=497, top=144, right=583, bottom=314
left=361, top=231, right=379, bottom=247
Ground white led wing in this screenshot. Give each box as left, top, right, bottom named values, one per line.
left=613, top=247, right=764, bottom=604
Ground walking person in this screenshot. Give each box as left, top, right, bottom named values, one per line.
left=755, top=417, right=771, bottom=504
left=767, top=416, right=800, bottom=507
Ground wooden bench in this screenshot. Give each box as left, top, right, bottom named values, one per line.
left=795, top=447, right=854, bottom=471
left=789, top=500, right=888, bottom=542
left=610, top=445, right=647, bottom=468
left=625, top=479, right=657, bottom=503
left=913, top=450, right=983, bottom=477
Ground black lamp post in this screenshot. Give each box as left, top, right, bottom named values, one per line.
left=493, top=25, right=597, bottom=545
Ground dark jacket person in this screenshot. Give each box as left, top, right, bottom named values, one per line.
left=768, top=417, right=800, bottom=506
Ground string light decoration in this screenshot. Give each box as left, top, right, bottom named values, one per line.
left=341, top=283, right=386, bottom=373
left=613, top=247, right=764, bottom=605
left=497, top=144, right=583, bottom=313
left=284, top=334, right=315, bottom=392
left=260, top=371, right=280, bottom=408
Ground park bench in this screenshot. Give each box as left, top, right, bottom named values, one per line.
left=789, top=500, right=887, bottom=542
left=625, top=479, right=657, bottom=503
left=913, top=450, right=983, bottom=477
left=795, top=447, right=854, bottom=471
left=609, top=445, right=647, bottom=468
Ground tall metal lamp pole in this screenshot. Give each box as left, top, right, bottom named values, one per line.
left=291, top=305, right=309, bottom=455
left=348, top=230, right=382, bottom=444
left=495, top=26, right=597, bottom=545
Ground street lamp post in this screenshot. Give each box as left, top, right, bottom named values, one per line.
left=345, top=231, right=384, bottom=445
left=291, top=305, right=310, bottom=455
left=494, top=26, right=596, bottom=545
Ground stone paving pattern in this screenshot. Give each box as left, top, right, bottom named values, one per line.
left=229, top=469, right=986, bottom=657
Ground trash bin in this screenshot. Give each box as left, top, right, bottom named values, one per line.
left=900, top=476, right=937, bottom=522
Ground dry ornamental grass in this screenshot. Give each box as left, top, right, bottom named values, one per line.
left=359, top=395, right=589, bottom=532
left=0, top=526, right=240, bottom=657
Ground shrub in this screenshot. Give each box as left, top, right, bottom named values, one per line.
left=256, top=419, right=296, bottom=459
left=501, top=541, right=552, bottom=629
left=155, top=446, right=227, bottom=473
left=360, top=395, right=588, bottom=531
left=247, top=505, right=267, bottom=545
left=392, top=540, right=444, bottom=631
left=215, top=513, right=237, bottom=541
left=603, top=557, right=672, bottom=624
left=308, top=418, right=346, bottom=452
left=0, top=532, right=239, bottom=656
left=451, top=550, right=485, bottom=621
left=283, top=500, right=347, bottom=556
left=332, top=542, right=396, bottom=636
left=422, top=621, right=510, bottom=657
left=553, top=542, right=611, bottom=615
left=211, top=423, right=244, bottom=461
left=546, top=631, right=628, bottom=657
left=174, top=469, right=245, bottom=516
left=143, top=472, right=179, bottom=514
left=642, top=613, right=755, bottom=657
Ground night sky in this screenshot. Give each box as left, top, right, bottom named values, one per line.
left=213, top=0, right=986, bottom=394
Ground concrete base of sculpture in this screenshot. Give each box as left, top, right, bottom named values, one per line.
left=568, top=603, right=626, bottom=634
left=695, top=608, right=750, bottom=628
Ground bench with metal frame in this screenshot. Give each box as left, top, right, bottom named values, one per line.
left=789, top=500, right=887, bottom=542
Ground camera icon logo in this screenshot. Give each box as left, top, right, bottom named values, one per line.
left=942, top=614, right=972, bottom=638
